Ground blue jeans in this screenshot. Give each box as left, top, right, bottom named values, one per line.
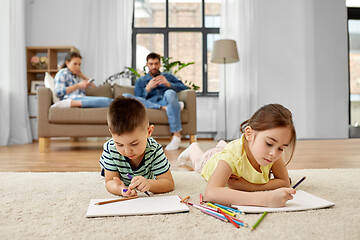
left=73, top=96, right=113, bottom=108
left=123, top=90, right=182, bottom=133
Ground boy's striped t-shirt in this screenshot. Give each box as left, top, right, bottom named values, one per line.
left=99, top=137, right=170, bottom=186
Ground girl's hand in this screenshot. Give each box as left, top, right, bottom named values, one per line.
left=112, top=177, right=137, bottom=197
left=227, top=177, right=247, bottom=190
left=266, top=188, right=296, bottom=207
left=128, top=176, right=151, bottom=193
left=229, top=174, right=242, bottom=180
left=77, top=80, right=90, bottom=89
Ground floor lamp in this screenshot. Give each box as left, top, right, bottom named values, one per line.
left=211, top=39, right=239, bottom=140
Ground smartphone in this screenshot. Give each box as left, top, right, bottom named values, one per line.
left=88, top=78, right=95, bottom=84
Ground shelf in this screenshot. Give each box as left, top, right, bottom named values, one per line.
left=26, top=45, right=78, bottom=94
left=27, top=69, right=47, bottom=73
left=26, top=46, right=79, bottom=140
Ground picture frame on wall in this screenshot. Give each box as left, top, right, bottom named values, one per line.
left=31, top=80, right=45, bottom=93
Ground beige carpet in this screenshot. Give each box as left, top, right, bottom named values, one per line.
left=1, top=169, right=359, bottom=240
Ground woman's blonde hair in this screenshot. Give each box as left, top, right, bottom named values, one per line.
left=240, top=104, right=296, bottom=165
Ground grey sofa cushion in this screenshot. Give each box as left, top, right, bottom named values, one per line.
left=49, top=108, right=108, bottom=124
left=49, top=108, right=189, bottom=124
left=47, top=84, right=190, bottom=125
left=85, top=84, right=113, bottom=98
left=113, top=84, right=135, bottom=98
left=147, top=109, right=188, bottom=124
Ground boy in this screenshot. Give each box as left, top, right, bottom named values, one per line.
left=99, top=97, right=174, bottom=196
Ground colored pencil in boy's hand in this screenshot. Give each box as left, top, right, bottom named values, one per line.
left=126, top=173, right=151, bottom=197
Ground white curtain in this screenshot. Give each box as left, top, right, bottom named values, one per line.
left=0, top=0, right=32, bottom=146
left=215, top=0, right=258, bottom=140
left=80, top=0, right=133, bottom=83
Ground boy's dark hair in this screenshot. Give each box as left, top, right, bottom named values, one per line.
left=146, top=52, right=161, bottom=62
left=107, top=97, right=149, bottom=135
left=61, top=51, right=82, bottom=68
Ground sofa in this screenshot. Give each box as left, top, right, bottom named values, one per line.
left=37, top=84, right=197, bottom=152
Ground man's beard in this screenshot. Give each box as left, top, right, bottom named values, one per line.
left=151, top=69, right=160, bottom=77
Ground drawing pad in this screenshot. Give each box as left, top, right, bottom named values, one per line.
left=86, top=195, right=189, bottom=217
left=232, top=190, right=335, bottom=213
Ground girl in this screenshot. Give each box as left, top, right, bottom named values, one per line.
left=178, top=104, right=297, bottom=207
left=52, top=51, right=113, bottom=108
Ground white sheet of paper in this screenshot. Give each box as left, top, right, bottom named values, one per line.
left=86, top=195, right=189, bottom=217
left=232, top=190, right=335, bottom=213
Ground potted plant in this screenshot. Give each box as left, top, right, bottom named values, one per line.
left=104, top=56, right=200, bottom=91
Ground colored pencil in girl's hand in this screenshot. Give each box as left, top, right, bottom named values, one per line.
left=292, top=176, right=306, bottom=189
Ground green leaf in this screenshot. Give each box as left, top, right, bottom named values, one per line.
left=127, top=67, right=140, bottom=78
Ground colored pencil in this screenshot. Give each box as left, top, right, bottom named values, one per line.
left=201, top=209, right=228, bottom=222
left=204, top=210, right=246, bottom=227
left=187, top=202, right=217, bottom=213
left=187, top=201, right=248, bottom=227
left=229, top=216, right=248, bottom=227
left=217, top=208, right=239, bottom=228
left=180, top=196, right=190, bottom=203
left=199, top=193, right=203, bottom=204
left=231, top=219, right=246, bottom=227
left=126, top=173, right=151, bottom=197
left=213, top=203, right=245, bottom=214
left=211, top=211, right=246, bottom=227
left=251, top=211, right=268, bottom=231
left=207, top=202, right=236, bottom=217
left=292, top=176, right=306, bottom=189
left=95, top=196, right=138, bottom=205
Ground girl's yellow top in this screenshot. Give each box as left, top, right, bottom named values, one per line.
left=201, top=134, right=274, bottom=184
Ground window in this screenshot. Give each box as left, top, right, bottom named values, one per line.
left=348, top=7, right=360, bottom=137
left=132, top=0, right=221, bottom=95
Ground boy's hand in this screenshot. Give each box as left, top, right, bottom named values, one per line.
left=112, top=177, right=137, bottom=197
left=266, top=188, right=296, bottom=207
left=128, top=176, right=151, bottom=193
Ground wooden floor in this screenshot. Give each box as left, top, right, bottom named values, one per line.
left=0, top=137, right=360, bottom=172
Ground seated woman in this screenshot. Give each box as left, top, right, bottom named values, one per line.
left=52, top=51, right=113, bottom=108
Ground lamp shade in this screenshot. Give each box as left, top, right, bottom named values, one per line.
left=211, top=39, right=239, bottom=64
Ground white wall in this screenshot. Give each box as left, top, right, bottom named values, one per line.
left=196, top=97, right=218, bottom=138
left=25, top=0, right=83, bottom=46
left=25, top=0, right=93, bottom=71
left=25, top=0, right=349, bottom=139
left=254, top=0, right=348, bottom=139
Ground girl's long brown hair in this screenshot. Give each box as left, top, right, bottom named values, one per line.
left=240, top=104, right=296, bottom=165
left=61, top=51, right=82, bottom=69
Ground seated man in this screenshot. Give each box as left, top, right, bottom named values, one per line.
left=123, top=52, right=188, bottom=151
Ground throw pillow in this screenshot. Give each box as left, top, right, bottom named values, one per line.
left=44, top=72, right=60, bottom=103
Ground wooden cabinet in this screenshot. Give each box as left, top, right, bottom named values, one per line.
left=26, top=46, right=79, bottom=95
left=26, top=46, right=79, bottom=139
